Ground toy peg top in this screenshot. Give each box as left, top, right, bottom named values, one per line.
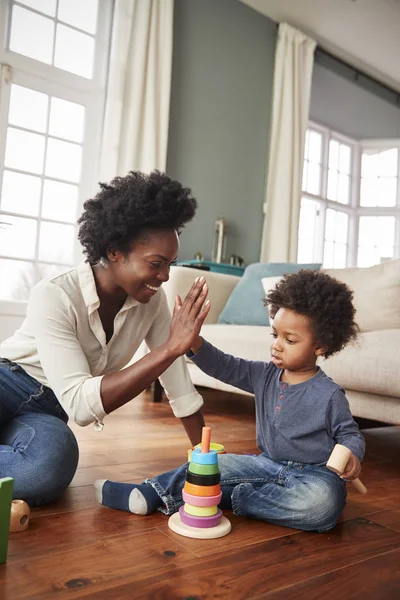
left=201, top=426, right=211, bottom=453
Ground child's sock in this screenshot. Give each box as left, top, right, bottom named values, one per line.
left=94, top=480, right=162, bottom=515
left=219, top=485, right=235, bottom=510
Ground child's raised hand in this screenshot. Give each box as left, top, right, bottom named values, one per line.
left=341, top=453, right=361, bottom=481
left=167, top=276, right=211, bottom=356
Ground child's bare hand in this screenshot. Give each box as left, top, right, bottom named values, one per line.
left=341, top=453, right=361, bottom=480
left=166, top=276, right=211, bottom=356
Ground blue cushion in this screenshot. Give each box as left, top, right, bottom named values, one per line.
left=218, top=262, right=322, bottom=326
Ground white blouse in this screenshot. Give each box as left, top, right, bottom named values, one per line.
left=0, top=262, right=203, bottom=427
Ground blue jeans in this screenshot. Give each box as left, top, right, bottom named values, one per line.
left=0, top=358, right=79, bottom=506
left=147, top=452, right=347, bottom=532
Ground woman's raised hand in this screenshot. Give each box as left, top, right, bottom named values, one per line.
left=167, top=276, right=211, bottom=356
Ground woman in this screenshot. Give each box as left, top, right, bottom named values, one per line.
left=0, top=170, right=209, bottom=506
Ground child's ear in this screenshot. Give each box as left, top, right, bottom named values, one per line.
left=314, top=346, right=327, bottom=358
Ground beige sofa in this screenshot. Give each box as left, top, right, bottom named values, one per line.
left=162, top=261, right=400, bottom=426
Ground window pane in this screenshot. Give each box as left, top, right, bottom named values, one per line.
left=376, top=217, right=395, bottom=246
left=54, top=24, right=95, bottom=79
left=42, top=180, right=79, bottom=222
left=358, top=216, right=395, bottom=267
left=58, top=0, right=99, bottom=35
left=5, top=128, right=45, bottom=174
left=339, top=144, right=351, bottom=174
left=379, top=148, right=398, bottom=177
left=325, top=209, right=335, bottom=242
left=334, top=243, right=347, bottom=268
left=9, top=5, right=54, bottom=64
left=361, top=176, right=397, bottom=207
left=37, top=262, right=68, bottom=280
left=17, top=0, right=56, bottom=17
left=306, top=163, right=320, bottom=195
left=329, top=140, right=339, bottom=170
left=327, top=169, right=338, bottom=201
left=49, top=97, right=85, bottom=143
left=323, top=240, right=334, bottom=269
left=0, top=259, right=36, bottom=301
left=335, top=211, right=348, bottom=244
left=325, top=209, right=348, bottom=245
left=337, top=174, right=350, bottom=204
left=302, top=161, right=308, bottom=191
left=45, top=138, right=82, bottom=183
left=378, top=177, right=397, bottom=207
left=308, top=131, right=322, bottom=163
left=362, top=148, right=398, bottom=178
left=1, top=170, right=41, bottom=217
left=357, top=246, right=379, bottom=268
left=304, top=130, right=310, bottom=160
left=0, top=215, right=37, bottom=259
left=297, top=198, right=318, bottom=263
left=8, top=84, right=48, bottom=133
left=38, top=221, right=75, bottom=263
left=360, top=178, right=378, bottom=207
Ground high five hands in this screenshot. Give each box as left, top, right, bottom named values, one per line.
left=167, top=276, right=210, bottom=357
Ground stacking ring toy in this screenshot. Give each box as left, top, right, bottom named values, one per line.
left=188, top=462, right=219, bottom=476
left=179, top=506, right=222, bottom=528
left=186, top=470, right=220, bottom=486
left=182, top=490, right=222, bottom=507
left=184, top=482, right=221, bottom=497
left=190, top=449, right=218, bottom=465
left=184, top=503, right=218, bottom=517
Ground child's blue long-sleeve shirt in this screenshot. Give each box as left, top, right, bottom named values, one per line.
left=188, top=339, right=365, bottom=464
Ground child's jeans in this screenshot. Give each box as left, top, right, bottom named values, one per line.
left=0, top=358, right=79, bottom=506
left=146, top=452, right=347, bottom=532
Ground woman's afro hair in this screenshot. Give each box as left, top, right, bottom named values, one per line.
left=77, top=170, right=198, bottom=264
left=265, top=269, right=359, bottom=358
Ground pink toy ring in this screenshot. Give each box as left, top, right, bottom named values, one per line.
left=182, top=490, right=222, bottom=507
left=179, top=506, right=222, bottom=528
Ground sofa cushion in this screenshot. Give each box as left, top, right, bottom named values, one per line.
left=218, top=262, right=321, bottom=326
left=323, top=259, right=400, bottom=333
left=320, top=329, right=400, bottom=398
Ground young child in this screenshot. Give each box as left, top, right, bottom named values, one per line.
left=94, top=270, right=365, bottom=532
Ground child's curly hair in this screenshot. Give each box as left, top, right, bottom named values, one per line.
left=78, top=170, right=197, bottom=264
left=265, top=270, right=359, bottom=358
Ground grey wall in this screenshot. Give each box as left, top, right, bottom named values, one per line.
left=310, top=61, right=400, bottom=139
left=167, top=0, right=276, bottom=265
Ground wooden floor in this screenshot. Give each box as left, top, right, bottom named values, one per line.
left=2, top=388, right=400, bottom=599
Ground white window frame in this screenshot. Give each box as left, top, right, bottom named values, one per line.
left=300, top=120, right=400, bottom=268
left=0, top=0, right=113, bottom=313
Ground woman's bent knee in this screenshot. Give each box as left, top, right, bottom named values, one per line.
left=8, top=414, right=79, bottom=506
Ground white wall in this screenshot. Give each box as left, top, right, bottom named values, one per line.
left=241, top=0, right=400, bottom=91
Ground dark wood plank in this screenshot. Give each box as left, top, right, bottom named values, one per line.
left=368, top=508, right=400, bottom=533
left=7, top=507, right=160, bottom=560
left=0, top=530, right=197, bottom=600
left=77, top=519, right=400, bottom=600
left=260, top=548, right=400, bottom=600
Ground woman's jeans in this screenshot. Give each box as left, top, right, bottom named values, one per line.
left=0, top=358, right=79, bottom=506
left=147, top=452, right=347, bottom=532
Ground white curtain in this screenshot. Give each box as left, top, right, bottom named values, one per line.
left=260, top=23, right=316, bottom=263
left=98, top=0, right=174, bottom=180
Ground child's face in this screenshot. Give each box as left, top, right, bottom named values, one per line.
left=270, top=308, right=323, bottom=372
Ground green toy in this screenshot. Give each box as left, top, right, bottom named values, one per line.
left=0, top=477, right=14, bottom=564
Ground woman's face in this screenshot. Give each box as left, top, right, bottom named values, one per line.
left=106, top=228, right=180, bottom=303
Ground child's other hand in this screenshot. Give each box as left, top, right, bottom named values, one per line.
left=341, top=453, right=361, bottom=480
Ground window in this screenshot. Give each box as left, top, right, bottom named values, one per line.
left=0, top=0, right=112, bottom=303
left=298, top=122, right=400, bottom=269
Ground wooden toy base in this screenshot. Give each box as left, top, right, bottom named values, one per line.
left=168, top=512, right=231, bottom=539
